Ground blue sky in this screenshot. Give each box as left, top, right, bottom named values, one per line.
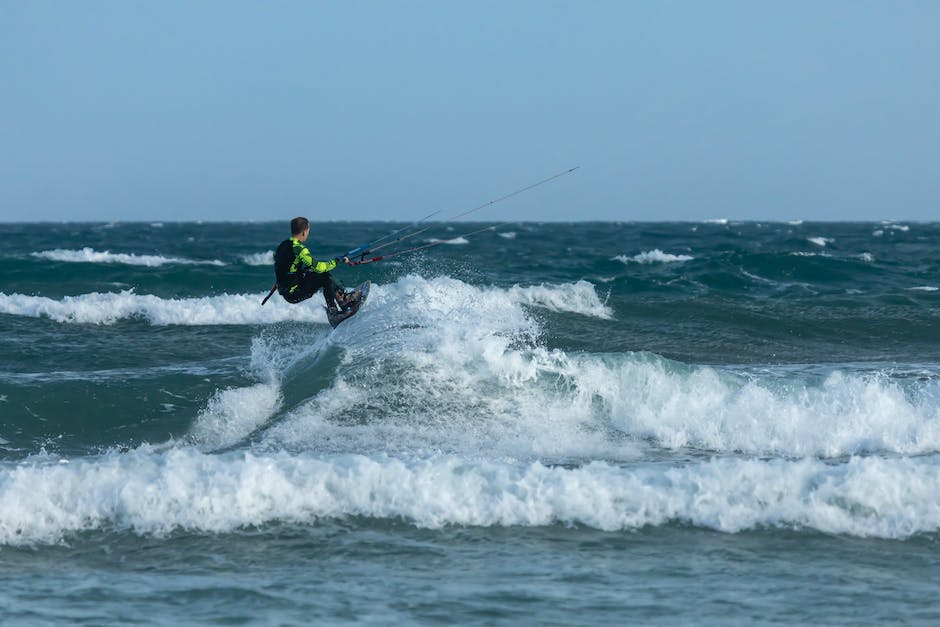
left=1, top=1, right=938, bottom=222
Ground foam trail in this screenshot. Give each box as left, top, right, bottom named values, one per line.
left=3, top=450, right=940, bottom=545
left=0, top=291, right=324, bottom=325
left=31, top=248, right=224, bottom=267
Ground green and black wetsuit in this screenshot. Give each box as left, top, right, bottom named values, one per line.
left=274, top=237, right=343, bottom=308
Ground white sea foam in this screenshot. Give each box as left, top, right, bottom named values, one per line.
left=498, top=232, right=517, bottom=240
left=19, top=274, right=936, bottom=468
left=240, top=251, right=274, bottom=266
left=0, top=291, right=323, bottom=325
left=188, top=383, right=282, bottom=451
left=238, top=275, right=940, bottom=461
left=254, top=275, right=618, bottom=461
left=428, top=237, right=470, bottom=245
left=909, top=286, right=939, bottom=292
left=31, top=248, right=225, bottom=267
left=594, top=361, right=940, bottom=457
left=187, top=331, right=335, bottom=451
left=5, top=273, right=940, bottom=545
left=290, top=355, right=937, bottom=461
left=807, top=237, right=833, bottom=247
left=507, top=280, right=612, bottom=319
left=789, top=251, right=830, bottom=258
left=0, top=276, right=610, bottom=327
left=3, top=450, right=940, bottom=545
left=615, top=250, right=694, bottom=264
left=9, top=276, right=936, bottom=463
left=704, top=219, right=728, bottom=225
left=176, top=275, right=611, bottom=454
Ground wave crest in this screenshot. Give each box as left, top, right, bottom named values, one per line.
left=3, top=451, right=940, bottom=545
left=0, top=291, right=322, bottom=325
left=615, top=250, right=694, bottom=264
left=31, top=248, right=224, bottom=267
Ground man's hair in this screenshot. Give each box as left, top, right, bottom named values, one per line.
left=290, top=217, right=309, bottom=236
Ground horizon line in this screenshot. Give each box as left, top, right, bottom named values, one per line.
left=1, top=218, right=936, bottom=226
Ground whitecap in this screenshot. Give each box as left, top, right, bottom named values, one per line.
left=31, top=248, right=225, bottom=267
left=427, top=237, right=469, bottom=245
left=0, top=291, right=323, bottom=325
left=3, top=451, right=940, bottom=544
left=615, top=250, right=694, bottom=264
left=240, top=251, right=274, bottom=266
left=507, top=280, right=612, bottom=318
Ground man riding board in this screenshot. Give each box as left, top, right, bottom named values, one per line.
left=274, top=217, right=353, bottom=312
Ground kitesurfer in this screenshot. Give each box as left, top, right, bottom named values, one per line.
left=274, top=217, right=352, bottom=312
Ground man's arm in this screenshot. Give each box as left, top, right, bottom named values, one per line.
left=297, top=244, right=348, bottom=274
left=310, top=256, right=338, bottom=273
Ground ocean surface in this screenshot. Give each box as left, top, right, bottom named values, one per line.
left=2, top=220, right=940, bottom=624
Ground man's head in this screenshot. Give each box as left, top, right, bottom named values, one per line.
left=291, top=217, right=310, bottom=241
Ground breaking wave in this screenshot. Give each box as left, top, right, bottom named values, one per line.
left=615, top=250, right=694, bottom=264
left=7, top=272, right=940, bottom=547
left=240, top=252, right=274, bottom=266
left=0, top=276, right=611, bottom=325
left=0, top=291, right=322, bottom=325
left=3, top=451, right=940, bottom=545
left=31, top=248, right=225, bottom=267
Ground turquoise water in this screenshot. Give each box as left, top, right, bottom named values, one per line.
left=2, top=221, right=940, bottom=624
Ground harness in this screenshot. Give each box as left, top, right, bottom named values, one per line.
left=274, top=238, right=305, bottom=296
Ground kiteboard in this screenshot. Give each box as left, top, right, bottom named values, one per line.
left=326, top=280, right=371, bottom=328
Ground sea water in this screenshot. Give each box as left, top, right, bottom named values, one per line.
left=1, top=221, right=940, bottom=624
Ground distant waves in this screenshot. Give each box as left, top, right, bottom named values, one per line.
left=30, top=247, right=275, bottom=267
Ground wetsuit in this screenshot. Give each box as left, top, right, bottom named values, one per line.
left=274, top=237, right=344, bottom=309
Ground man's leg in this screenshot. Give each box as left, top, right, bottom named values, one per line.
left=303, top=272, right=344, bottom=310
left=327, top=274, right=349, bottom=309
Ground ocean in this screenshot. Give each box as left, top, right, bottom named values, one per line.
left=1, top=220, right=939, bottom=624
